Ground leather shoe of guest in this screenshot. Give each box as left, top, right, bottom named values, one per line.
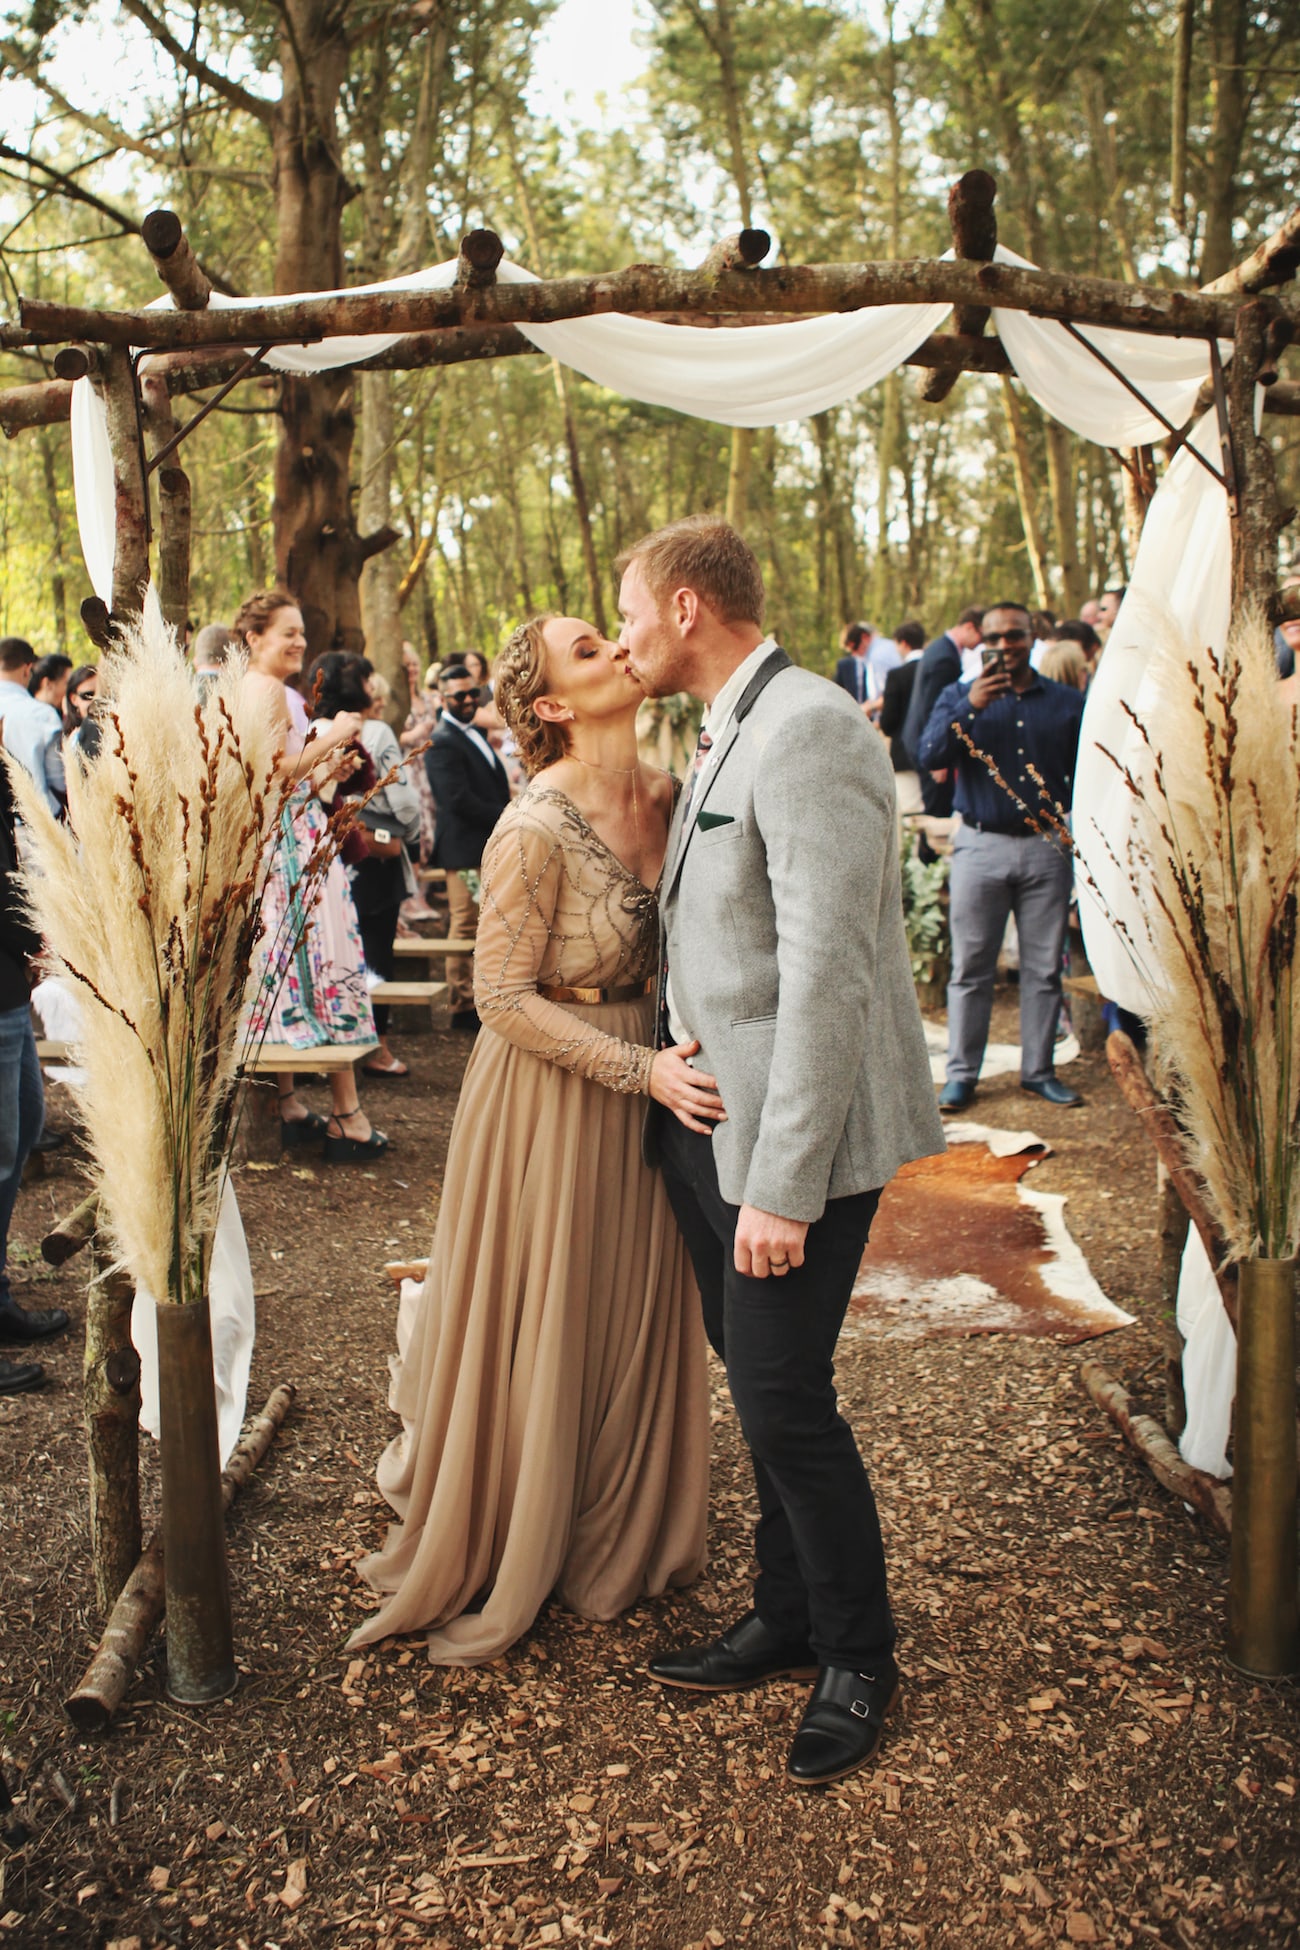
left=0, top=1302, right=70, bottom=1343
left=787, top=1659, right=901, bottom=1787
left=1021, top=1076, right=1084, bottom=1108
left=0, top=1357, right=46, bottom=1394
left=649, top=1610, right=818, bottom=1693
left=938, top=1079, right=976, bottom=1113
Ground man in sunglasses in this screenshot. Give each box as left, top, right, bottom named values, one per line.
left=425, top=662, right=512, bottom=1030
left=917, top=601, right=1086, bottom=1113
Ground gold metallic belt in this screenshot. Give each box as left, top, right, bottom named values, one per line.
left=537, top=978, right=654, bottom=1005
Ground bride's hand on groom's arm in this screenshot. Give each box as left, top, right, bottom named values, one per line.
left=649, top=1040, right=727, bottom=1134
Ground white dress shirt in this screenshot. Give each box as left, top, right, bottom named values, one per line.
left=445, top=710, right=503, bottom=773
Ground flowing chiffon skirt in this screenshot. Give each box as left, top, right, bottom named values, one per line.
left=349, top=994, right=709, bottom=1664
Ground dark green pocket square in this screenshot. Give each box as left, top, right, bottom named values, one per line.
left=697, top=809, right=735, bottom=831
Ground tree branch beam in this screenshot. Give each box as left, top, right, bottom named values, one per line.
left=15, top=255, right=1293, bottom=353
left=921, top=168, right=999, bottom=406
left=141, top=210, right=212, bottom=310
left=1201, top=205, right=1300, bottom=296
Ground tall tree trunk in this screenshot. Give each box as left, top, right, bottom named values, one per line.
left=37, top=429, right=68, bottom=655
left=1199, top=0, right=1249, bottom=282
left=1000, top=377, right=1052, bottom=612
left=704, top=0, right=756, bottom=533
left=359, top=18, right=448, bottom=701
left=269, top=2, right=360, bottom=657
left=508, top=133, right=608, bottom=632
left=1043, top=418, right=1085, bottom=615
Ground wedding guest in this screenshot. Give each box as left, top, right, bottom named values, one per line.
left=1096, top=586, right=1126, bottom=637
left=425, top=661, right=512, bottom=1032
left=899, top=607, right=985, bottom=821
left=237, top=591, right=388, bottom=1160
left=1037, top=641, right=1090, bottom=691
left=351, top=611, right=714, bottom=1663
left=0, top=732, right=68, bottom=1387
left=192, top=623, right=235, bottom=695
left=62, top=665, right=98, bottom=741
left=28, top=654, right=72, bottom=714
left=878, top=621, right=927, bottom=812
left=399, top=648, right=439, bottom=892
left=0, top=638, right=65, bottom=818
left=918, top=600, right=1086, bottom=1112
left=353, top=665, right=422, bottom=1078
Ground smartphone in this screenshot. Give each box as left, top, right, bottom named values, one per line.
left=981, top=647, right=1006, bottom=674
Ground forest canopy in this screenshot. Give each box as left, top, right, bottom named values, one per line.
left=0, top=0, right=1297, bottom=670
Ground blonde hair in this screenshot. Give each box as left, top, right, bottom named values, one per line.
left=615, top=515, right=765, bottom=627
left=495, top=615, right=566, bottom=776
left=368, top=670, right=392, bottom=707
left=1039, top=642, right=1088, bottom=690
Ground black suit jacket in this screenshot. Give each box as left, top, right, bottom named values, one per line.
left=425, top=718, right=511, bottom=870
left=878, top=658, right=919, bottom=771
left=833, top=652, right=871, bottom=705
left=900, top=633, right=962, bottom=816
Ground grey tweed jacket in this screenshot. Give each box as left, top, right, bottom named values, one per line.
left=652, top=647, right=945, bottom=1222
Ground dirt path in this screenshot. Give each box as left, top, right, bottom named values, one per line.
left=1, top=994, right=1296, bottom=1949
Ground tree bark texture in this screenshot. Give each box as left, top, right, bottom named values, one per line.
left=1227, top=299, right=1282, bottom=612
left=21, top=258, right=1279, bottom=354
left=156, top=467, right=192, bottom=634
left=155, top=1294, right=235, bottom=1703
left=64, top=1383, right=296, bottom=1733
left=95, top=346, right=149, bottom=618
left=1199, top=0, right=1250, bottom=283
left=921, top=169, right=998, bottom=406
left=83, top=1250, right=142, bottom=1617
left=1079, top=1359, right=1233, bottom=1536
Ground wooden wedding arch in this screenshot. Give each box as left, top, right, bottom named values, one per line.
left=1, top=170, right=1298, bottom=648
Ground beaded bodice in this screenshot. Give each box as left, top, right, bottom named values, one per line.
left=473, top=784, right=663, bottom=1095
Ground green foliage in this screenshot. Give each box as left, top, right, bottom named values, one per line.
left=900, top=831, right=951, bottom=984
left=0, top=0, right=1296, bottom=662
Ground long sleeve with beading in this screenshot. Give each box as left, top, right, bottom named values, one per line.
left=474, top=793, right=656, bottom=1096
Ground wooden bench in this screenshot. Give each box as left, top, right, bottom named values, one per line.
left=369, top=978, right=447, bottom=1031
left=242, top=1040, right=379, bottom=1074
left=416, top=866, right=447, bottom=885
left=391, top=936, right=475, bottom=981
left=36, top=1039, right=73, bottom=1065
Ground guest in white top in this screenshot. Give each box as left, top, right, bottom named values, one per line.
left=0, top=638, right=65, bottom=819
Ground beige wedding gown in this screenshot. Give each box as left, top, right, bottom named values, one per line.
left=349, top=784, right=709, bottom=1663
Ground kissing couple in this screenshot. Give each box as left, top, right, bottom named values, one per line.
left=348, top=517, right=944, bottom=1788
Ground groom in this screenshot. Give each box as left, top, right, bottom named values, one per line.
left=619, top=517, right=944, bottom=1787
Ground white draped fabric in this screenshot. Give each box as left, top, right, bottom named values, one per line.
left=65, top=241, right=1243, bottom=1472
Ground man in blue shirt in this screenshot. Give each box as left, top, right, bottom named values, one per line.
left=0, top=637, right=65, bottom=819
left=917, top=601, right=1085, bottom=1112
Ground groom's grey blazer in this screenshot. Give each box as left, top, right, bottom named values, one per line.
left=651, top=646, right=945, bottom=1223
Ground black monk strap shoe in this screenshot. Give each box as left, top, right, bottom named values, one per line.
left=1021, top=1076, right=1084, bottom=1108
left=787, top=1659, right=901, bottom=1787
left=0, top=1357, right=46, bottom=1395
left=649, top=1610, right=818, bottom=1693
left=0, top=1302, right=70, bottom=1343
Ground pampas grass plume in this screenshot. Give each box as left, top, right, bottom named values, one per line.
left=7, top=592, right=285, bottom=1304
left=1121, top=601, right=1299, bottom=1260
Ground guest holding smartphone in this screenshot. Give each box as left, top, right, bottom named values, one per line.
left=917, top=601, right=1086, bottom=1113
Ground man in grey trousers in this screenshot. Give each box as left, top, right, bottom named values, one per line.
left=618, top=517, right=944, bottom=1787
left=917, top=600, right=1086, bottom=1113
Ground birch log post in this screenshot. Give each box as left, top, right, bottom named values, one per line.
left=94, top=346, right=149, bottom=620
left=64, top=1383, right=297, bottom=1733
left=1079, top=1359, right=1233, bottom=1536
left=84, top=1252, right=142, bottom=1614
left=1227, top=298, right=1283, bottom=611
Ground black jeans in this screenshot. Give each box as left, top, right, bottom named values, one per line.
left=658, top=1114, right=895, bottom=1672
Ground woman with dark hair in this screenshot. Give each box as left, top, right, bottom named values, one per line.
left=351, top=612, right=714, bottom=1664
left=236, top=592, right=388, bottom=1161
left=314, top=657, right=418, bottom=1079
left=62, top=665, right=100, bottom=761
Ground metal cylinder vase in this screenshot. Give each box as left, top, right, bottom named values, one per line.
left=155, top=1291, right=236, bottom=1703
left=1227, top=1256, right=1300, bottom=1676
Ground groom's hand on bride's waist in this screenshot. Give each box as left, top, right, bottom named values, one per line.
left=735, top=1206, right=808, bottom=1280
left=650, top=1039, right=727, bottom=1134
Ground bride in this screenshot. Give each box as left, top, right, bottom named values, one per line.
left=349, top=614, right=726, bottom=1663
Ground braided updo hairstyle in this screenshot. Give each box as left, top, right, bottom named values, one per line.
left=494, top=614, right=566, bottom=777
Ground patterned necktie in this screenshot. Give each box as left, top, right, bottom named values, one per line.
left=678, top=724, right=713, bottom=832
